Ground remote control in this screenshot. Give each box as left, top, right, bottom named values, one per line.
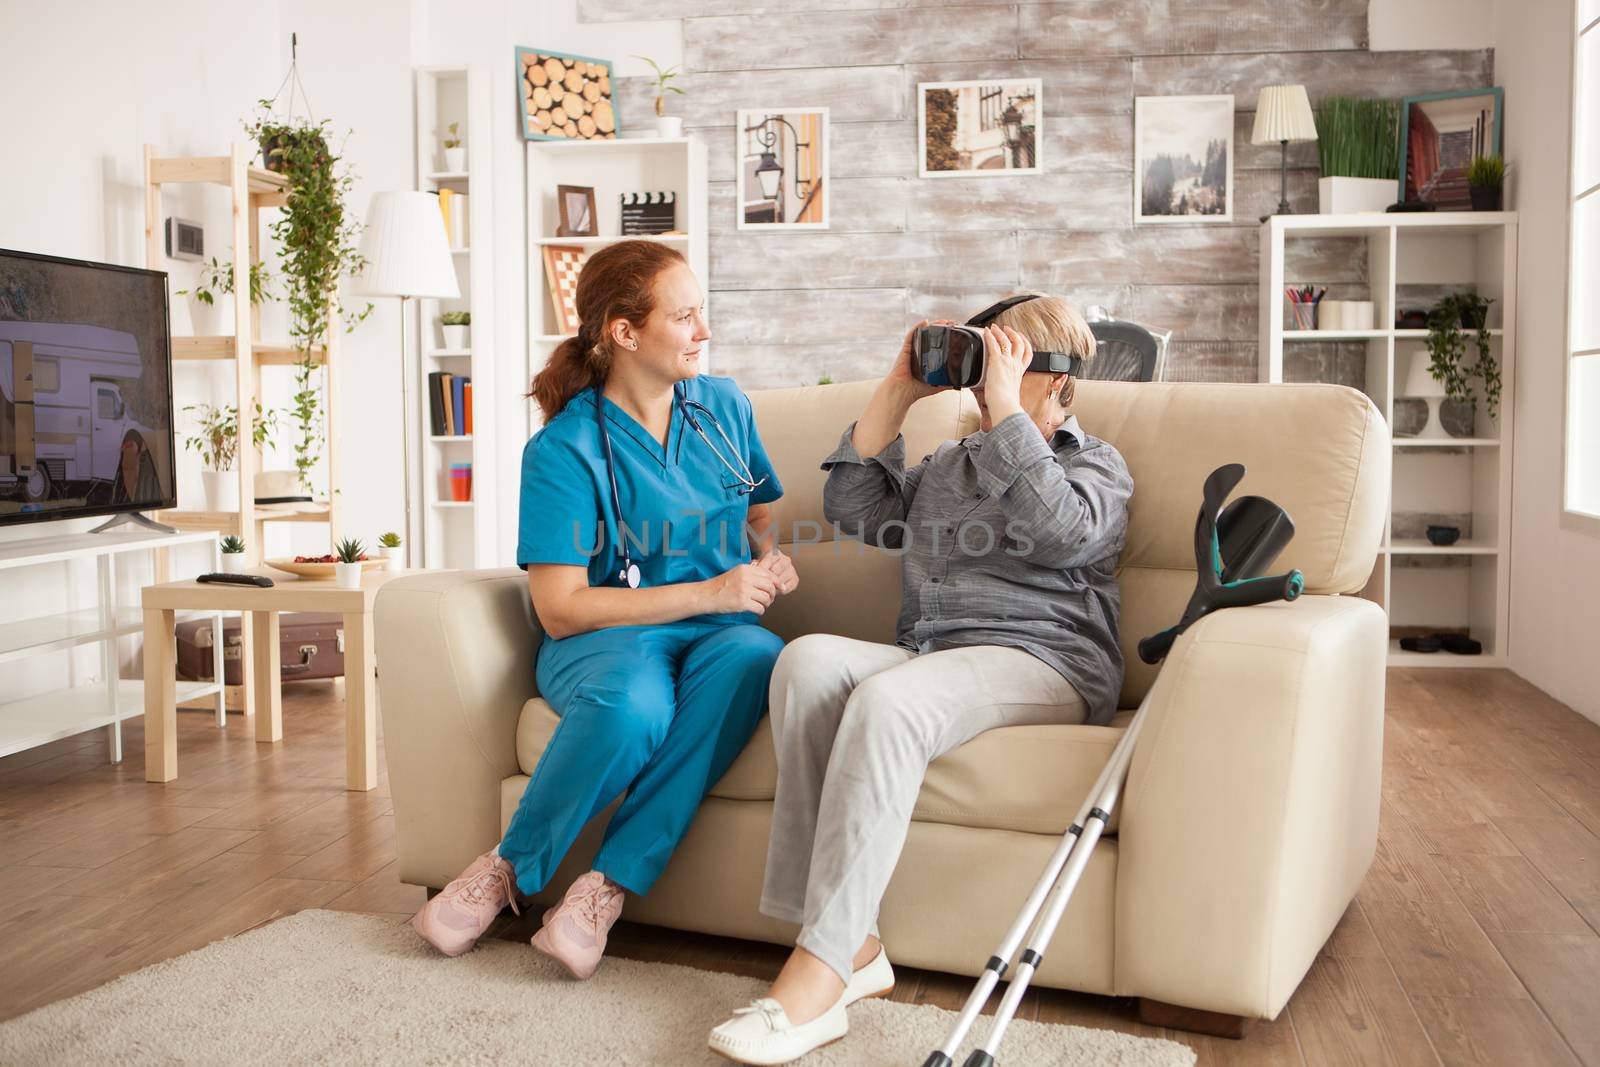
left=197, top=572, right=275, bottom=587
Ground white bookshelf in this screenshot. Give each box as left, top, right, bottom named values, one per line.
left=525, top=136, right=709, bottom=436
left=1259, top=212, right=1517, bottom=667
left=414, top=65, right=497, bottom=570
left=0, top=529, right=225, bottom=761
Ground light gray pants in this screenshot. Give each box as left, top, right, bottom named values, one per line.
left=758, top=634, right=1088, bottom=983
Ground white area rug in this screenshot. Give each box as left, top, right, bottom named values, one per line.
left=0, top=910, right=1195, bottom=1066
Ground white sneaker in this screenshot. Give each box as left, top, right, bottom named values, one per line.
left=844, top=945, right=895, bottom=1006
left=708, top=996, right=848, bottom=1065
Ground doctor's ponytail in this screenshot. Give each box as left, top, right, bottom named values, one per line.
left=528, top=240, right=689, bottom=423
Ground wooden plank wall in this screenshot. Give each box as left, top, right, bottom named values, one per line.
left=580, top=0, right=1493, bottom=390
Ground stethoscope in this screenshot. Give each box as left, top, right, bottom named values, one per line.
left=595, top=382, right=768, bottom=588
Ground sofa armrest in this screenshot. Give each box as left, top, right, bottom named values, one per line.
left=374, top=568, right=540, bottom=890
left=1114, top=593, right=1386, bottom=1019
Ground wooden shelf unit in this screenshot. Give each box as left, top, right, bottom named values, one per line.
left=1260, top=212, right=1517, bottom=667
left=413, top=65, right=497, bottom=570
left=144, top=144, right=343, bottom=560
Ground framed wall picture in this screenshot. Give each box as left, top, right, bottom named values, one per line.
left=736, top=109, right=829, bottom=230
left=918, top=79, right=1042, bottom=178
left=516, top=47, right=616, bottom=141
left=1134, top=95, right=1235, bottom=223
left=556, top=185, right=598, bottom=237
left=543, top=245, right=587, bottom=334
left=1398, top=88, right=1504, bottom=210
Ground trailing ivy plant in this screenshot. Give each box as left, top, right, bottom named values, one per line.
left=243, top=101, right=372, bottom=492
left=1425, top=292, right=1501, bottom=422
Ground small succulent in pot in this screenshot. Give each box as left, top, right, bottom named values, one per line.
left=221, top=535, right=246, bottom=554
left=334, top=536, right=367, bottom=588
left=219, top=534, right=247, bottom=573
left=378, top=531, right=401, bottom=548
left=440, top=310, right=471, bottom=349
left=377, top=530, right=404, bottom=566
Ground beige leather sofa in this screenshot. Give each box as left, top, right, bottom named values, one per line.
left=375, top=378, right=1390, bottom=1024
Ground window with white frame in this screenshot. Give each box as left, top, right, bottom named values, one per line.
left=1568, top=0, right=1600, bottom=519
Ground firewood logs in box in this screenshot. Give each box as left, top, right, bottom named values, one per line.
left=521, top=52, right=614, bottom=140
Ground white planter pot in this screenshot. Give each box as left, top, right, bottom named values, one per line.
left=201, top=469, right=239, bottom=513
left=334, top=562, right=364, bottom=589
left=378, top=544, right=404, bottom=568
left=441, top=324, right=470, bottom=350
left=219, top=552, right=247, bottom=574
left=443, top=146, right=466, bottom=172
left=656, top=116, right=684, bottom=139
left=1318, top=177, right=1399, bottom=215
left=189, top=295, right=230, bottom=336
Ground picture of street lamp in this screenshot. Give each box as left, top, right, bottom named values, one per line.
left=736, top=109, right=829, bottom=229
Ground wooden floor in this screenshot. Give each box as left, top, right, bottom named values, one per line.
left=2, top=668, right=1598, bottom=1065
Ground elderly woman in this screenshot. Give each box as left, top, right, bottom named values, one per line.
left=708, top=295, right=1134, bottom=1065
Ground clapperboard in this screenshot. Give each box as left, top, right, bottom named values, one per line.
left=620, top=191, right=676, bottom=235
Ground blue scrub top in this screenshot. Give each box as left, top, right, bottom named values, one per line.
left=517, top=374, right=783, bottom=625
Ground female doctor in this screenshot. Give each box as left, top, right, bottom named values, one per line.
left=411, top=240, right=798, bottom=979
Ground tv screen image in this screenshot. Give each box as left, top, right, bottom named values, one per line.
left=0, top=249, right=176, bottom=527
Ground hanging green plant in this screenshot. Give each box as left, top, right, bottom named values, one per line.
left=1424, top=292, right=1500, bottom=421
left=243, top=100, right=372, bottom=493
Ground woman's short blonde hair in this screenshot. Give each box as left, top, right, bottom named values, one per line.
left=989, top=293, right=1096, bottom=405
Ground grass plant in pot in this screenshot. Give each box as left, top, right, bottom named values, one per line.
left=635, top=55, right=685, bottom=138
left=177, top=257, right=276, bottom=337
left=183, top=401, right=280, bottom=513
left=243, top=103, right=371, bottom=494
left=440, top=310, right=470, bottom=350
left=219, top=535, right=247, bottom=574
left=1466, top=154, right=1505, bottom=211
left=1315, top=96, right=1400, bottom=214
left=334, top=537, right=367, bottom=589
left=1424, top=292, right=1501, bottom=436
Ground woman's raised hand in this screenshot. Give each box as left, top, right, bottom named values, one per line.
left=979, top=324, right=1031, bottom=419
left=704, top=563, right=781, bottom=615
left=887, top=319, right=945, bottom=400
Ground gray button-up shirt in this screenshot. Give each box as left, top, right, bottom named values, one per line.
left=821, top=411, right=1133, bottom=725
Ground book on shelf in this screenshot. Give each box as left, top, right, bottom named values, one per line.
left=451, top=376, right=467, bottom=436
left=437, top=189, right=454, bottom=246
left=427, top=371, right=447, bottom=436
left=463, top=381, right=473, bottom=435
left=449, top=193, right=469, bottom=250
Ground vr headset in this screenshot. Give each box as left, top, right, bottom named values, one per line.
left=911, top=294, right=1087, bottom=389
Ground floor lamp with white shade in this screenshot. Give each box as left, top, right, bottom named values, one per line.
left=354, top=192, right=459, bottom=565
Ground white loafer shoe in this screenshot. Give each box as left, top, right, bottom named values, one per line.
left=844, top=946, right=895, bottom=1006
left=708, top=996, right=848, bottom=1065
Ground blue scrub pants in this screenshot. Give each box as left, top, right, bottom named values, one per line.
left=499, top=620, right=783, bottom=898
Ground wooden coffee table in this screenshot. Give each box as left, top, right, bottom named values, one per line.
left=142, top=567, right=407, bottom=791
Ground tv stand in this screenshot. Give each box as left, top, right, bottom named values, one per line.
left=90, top=511, right=177, bottom=534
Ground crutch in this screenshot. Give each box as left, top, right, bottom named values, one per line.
left=922, top=463, right=1305, bottom=1067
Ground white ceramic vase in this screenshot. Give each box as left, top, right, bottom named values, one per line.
left=656, top=116, right=684, bottom=139
left=441, top=324, right=469, bottom=350
left=189, top=295, right=228, bottom=336
left=219, top=552, right=247, bottom=574
left=378, top=544, right=404, bottom=568
left=443, top=146, right=466, bottom=172
left=334, top=562, right=363, bottom=589
left=201, top=469, right=239, bottom=513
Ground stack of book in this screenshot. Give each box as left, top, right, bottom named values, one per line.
left=428, top=372, right=473, bottom=436
left=438, top=188, right=471, bottom=250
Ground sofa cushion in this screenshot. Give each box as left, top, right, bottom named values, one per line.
left=517, top=698, right=1131, bottom=835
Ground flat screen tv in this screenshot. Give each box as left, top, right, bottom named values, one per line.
left=0, top=248, right=176, bottom=529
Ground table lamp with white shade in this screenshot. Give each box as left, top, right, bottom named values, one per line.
left=1402, top=349, right=1450, bottom=438
left=1250, top=85, right=1318, bottom=221
left=354, top=191, right=460, bottom=564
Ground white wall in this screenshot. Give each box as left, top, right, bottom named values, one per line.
left=1496, top=1, right=1600, bottom=725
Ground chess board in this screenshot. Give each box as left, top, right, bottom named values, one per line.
left=543, top=245, right=587, bottom=335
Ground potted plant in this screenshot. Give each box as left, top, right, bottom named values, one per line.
left=377, top=530, right=403, bottom=567
left=243, top=103, right=372, bottom=494
left=1424, top=292, right=1501, bottom=433
left=440, top=310, right=471, bottom=350
left=1466, top=154, right=1506, bottom=211
left=442, top=121, right=465, bottom=172
left=219, top=535, right=247, bottom=574
left=334, top=536, right=367, bottom=589
left=1315, top=96, right=1400, bottom=214
left=634, top=55, right=685, bottom=138
left=183, top=401, right=281, bottom=512
left=176, top=257, right=277, bottom=336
